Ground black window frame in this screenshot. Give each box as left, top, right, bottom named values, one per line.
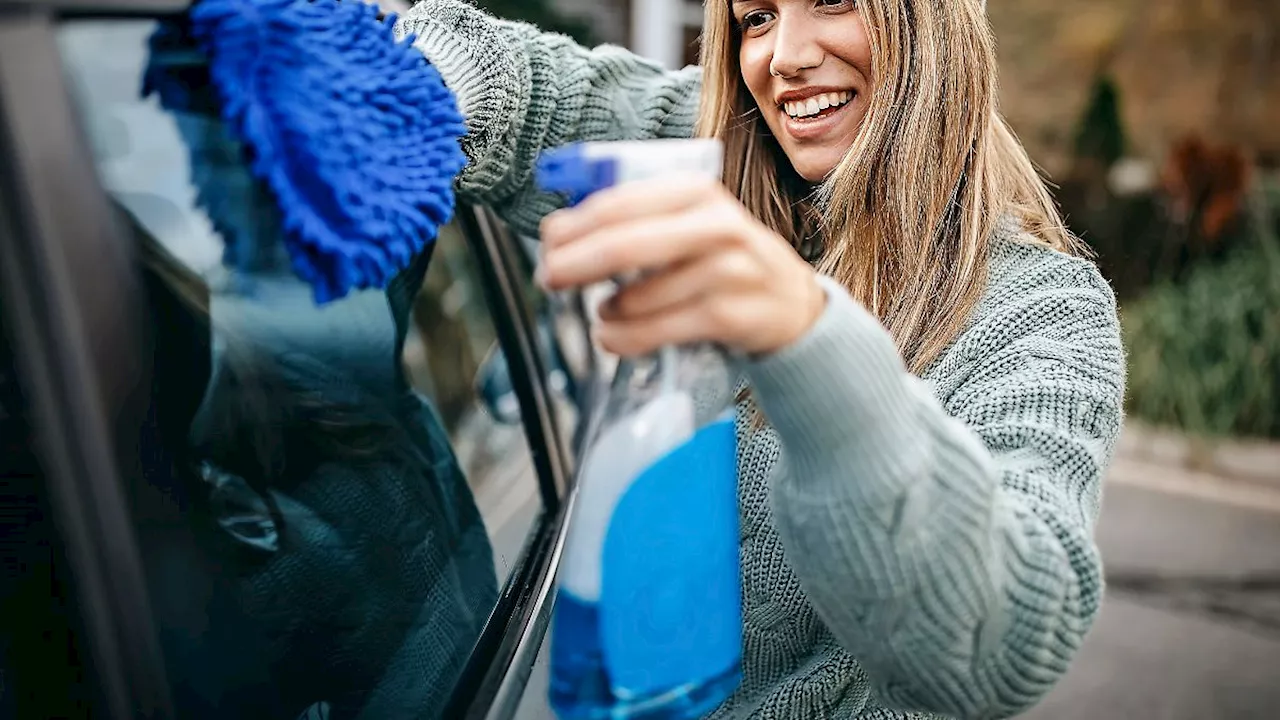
left=0, top=2, right=578, bottom=717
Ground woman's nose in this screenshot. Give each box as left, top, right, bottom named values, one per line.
left=768, top=16, right=823, bottom=78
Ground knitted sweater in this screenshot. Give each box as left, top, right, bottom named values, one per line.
left=396, top=4, right=1127, bottom=719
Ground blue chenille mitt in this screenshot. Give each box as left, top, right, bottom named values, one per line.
left=145, top=0, right=468, bottom=304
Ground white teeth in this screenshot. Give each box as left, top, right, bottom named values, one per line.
left=784, top=91, right=853, bottom=119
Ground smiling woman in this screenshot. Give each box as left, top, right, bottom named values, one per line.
left=732, top=0, right=871, bottom=181
left=696, top=0, right=1077, bottom=373
left=397, top=1, right=1125, bottom=719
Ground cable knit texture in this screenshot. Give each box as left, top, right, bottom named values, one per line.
left=394, top=0, right=700, bottom=236
left=398, top=3, right=1125, bottom=718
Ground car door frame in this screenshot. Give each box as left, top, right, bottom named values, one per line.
left=0, top=2, right=576, bottom=717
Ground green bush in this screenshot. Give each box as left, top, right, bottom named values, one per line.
left=1122, top=184, right=1280, bottom=439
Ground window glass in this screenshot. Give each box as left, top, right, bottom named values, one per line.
left=0, top=312, right=97, bottom=719
left=54, top=19, right=545, bottom=719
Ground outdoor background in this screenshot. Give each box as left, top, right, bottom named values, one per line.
left=400, top=1, right=1280, bottom=717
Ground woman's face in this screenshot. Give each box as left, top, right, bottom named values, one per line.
left=733, top=0, right=872, bottom=182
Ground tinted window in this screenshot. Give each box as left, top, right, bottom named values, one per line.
left=53, top=19, right=545, bottom=719
left=0, top=310, right=97, bottom=719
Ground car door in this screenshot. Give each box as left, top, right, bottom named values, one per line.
left=0, top=1, right=581, bottom=717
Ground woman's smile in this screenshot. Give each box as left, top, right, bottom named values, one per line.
left=776, top=87, right=860, bottom=142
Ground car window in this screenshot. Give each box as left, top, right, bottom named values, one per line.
left=0, top=310, right=95, bottom=720
left=52, top=19, right=547, bottom=719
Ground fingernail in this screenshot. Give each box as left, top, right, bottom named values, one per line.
left=534, top=261, right=551, bottom=290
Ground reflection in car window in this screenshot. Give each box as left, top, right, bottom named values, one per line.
left=405, top=224, right=551, bottom=575
left=55, top=19, right=544, bottom=719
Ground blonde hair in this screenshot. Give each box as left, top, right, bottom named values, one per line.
left=698, top=0, right=1084, bottom=375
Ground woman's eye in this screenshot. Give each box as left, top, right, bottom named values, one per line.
left=815, top=0, right=854, bottom=10
left=738, top=10, right=776, bottom=33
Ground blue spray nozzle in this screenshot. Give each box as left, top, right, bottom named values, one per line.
left=536, top=145, right=619, bottom=206
left=536, top=140, right=725, bottom=210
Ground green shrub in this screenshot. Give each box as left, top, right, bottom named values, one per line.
left=1122, top=184, right=1280, bottom=439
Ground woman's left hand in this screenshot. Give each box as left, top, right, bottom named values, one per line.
left=537, top=176, right=826, bottom=357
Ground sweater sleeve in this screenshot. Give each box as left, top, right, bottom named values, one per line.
left=394, top=0, right=702, bottom=235
left=745, top=251, right=1125, bottom=719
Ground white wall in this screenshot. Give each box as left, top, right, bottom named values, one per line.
left=629, top=0, right=683, bottom=68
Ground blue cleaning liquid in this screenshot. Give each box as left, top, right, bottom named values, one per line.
left=548, top=597, right=741, bottom=720
left=549, top=416, right=742, bottom=720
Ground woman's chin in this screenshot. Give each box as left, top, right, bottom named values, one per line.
left=789, top=158, right=841, bottom=184
left=799, top=167, right=833, bottom=184
left=777, top=145, right=850, bottom=184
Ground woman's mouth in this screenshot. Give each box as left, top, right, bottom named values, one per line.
left=778, top=90, right=857, bottom=141
left=782, top=90, right=854, bottom=121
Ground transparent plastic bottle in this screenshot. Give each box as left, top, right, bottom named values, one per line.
left=537, top=140, right=743, bottom=720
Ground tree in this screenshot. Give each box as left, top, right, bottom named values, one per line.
left=1073, top=76, right=1126, bottom=170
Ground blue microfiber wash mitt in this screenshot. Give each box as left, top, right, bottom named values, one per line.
left=148, top=0, right=468, bottom=304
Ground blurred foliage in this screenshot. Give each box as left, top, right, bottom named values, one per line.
left=1073, top=76, right=1126, bottom=170
left=1059, top=75, right=1257, bottom=306
left=471, top=0, right=594, bottom=45
left=1122, top=179, right=1280, bottom=439
left=1065, top=137, right=1252, bottom=302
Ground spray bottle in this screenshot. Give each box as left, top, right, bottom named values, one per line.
left=536, top=140, right=743, bottom=720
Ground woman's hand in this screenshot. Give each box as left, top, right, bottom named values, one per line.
left=537, top=176, right=826, bottom=357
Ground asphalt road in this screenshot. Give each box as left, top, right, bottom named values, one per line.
left=1022, top=477, right=1280, bottom=720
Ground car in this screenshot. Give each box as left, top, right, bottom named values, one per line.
left=0, top=0, right=593, bottom=717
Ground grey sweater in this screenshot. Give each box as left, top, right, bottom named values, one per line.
left=396, top=3, right=1126, bottom=718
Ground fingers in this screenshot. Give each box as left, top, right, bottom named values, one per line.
left=595, top=291, right=787, bottom=356
left=532, top=176, right=823, bottom=356
left=599, top=250, right=763, bottom=322
left=594, top=294, right=734, bottom=356
left=539, top=176, right=725, bottom=249
left=539, top=203, right=744, bottom=290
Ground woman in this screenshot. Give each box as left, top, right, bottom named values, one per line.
left=397, top=1, right=1125, bottom=718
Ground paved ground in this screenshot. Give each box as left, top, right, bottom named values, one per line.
left=1022, top=479, right=1280, bottom=720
